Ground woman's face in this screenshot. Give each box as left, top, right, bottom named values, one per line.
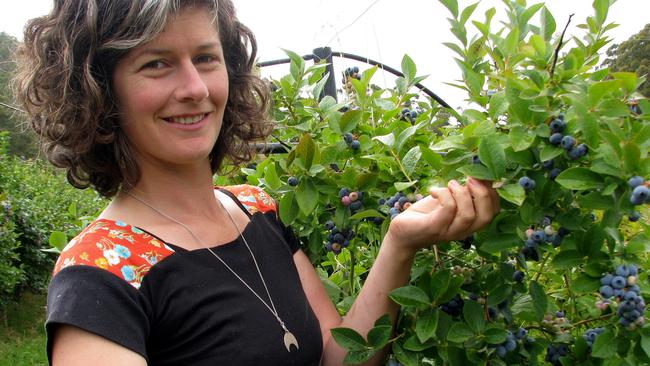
left=112, top=6, right=228, bottom=172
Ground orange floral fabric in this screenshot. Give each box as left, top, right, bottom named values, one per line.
left=52, top=185, right=276, bottom=289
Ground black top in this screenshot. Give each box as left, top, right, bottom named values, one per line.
left=45, top=186, right=323, bottom=365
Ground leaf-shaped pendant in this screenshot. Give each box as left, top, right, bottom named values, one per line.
left=283, top=330, right=299, bottom=352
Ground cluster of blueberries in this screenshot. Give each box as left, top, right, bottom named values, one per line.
left=399, top=108, right=419, bottom=124
left=382, top=192, right=424, bottom=220
left=541, top=311, right=570, bottom=334
left=439, top=294, right=464, bottom=317
left=338, top=187, right=364, bottom=213
left=628, top=175, right=649, bottom=211
left=547, top=114, right=589, bottom=160
left=343, top=132, right=361, bottom=150
left=582, top=327, right=605, bottom=350
left=492, top=328, right=528, bottom=358
left=520, top=221, right=568, bottom=261
left=541, top=159, right=562, bottom=180
left=545, top=343, right=570, bottom=366
left=343, top=66, right=361, bottom=80
left=599, top=264, right=645, bottom=329
left=323, top=220, right=355, bottom=255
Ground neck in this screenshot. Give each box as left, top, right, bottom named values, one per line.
left=114, top=157, right=224, bottom=222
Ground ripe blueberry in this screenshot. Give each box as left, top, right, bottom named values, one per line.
left=560, top=135, right=576, bottom=150
left=628, top=176, right=645, bottom=188
left=549, top=133, right=563, bottom=145
left=287, top=176, right=299, bottom=186
left=518, top=176, right=536, bottom=191
left=350, top=140, right=361, bottom=150
left=630, top=185, right=650, bottom=205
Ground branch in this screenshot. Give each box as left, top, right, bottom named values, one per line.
left=550, top=14, right=575, bottom=78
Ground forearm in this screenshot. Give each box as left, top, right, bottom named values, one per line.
left=321, top=235, right=416, bottom=366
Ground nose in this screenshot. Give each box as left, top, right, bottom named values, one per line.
left=173, top=61, right=209, bottom=102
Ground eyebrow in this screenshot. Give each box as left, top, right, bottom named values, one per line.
left=132, top=42, right=222, bottom=59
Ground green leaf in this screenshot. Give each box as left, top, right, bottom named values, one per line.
left=555, top=167, right=604, bottom=190
left=402, top=146, right=422, bottom=176
left=588, top=80, right=622, bottom=106
left=263, top=164, right=281, bottom=190
left=430, top=269, right=451, bottom=301
left=457, top=164, right=495, bottom=181
left=463, top=301, right=485, bottom=333
left=396, top=125, right=418, bottom=153
left=612, top=72, right=638, bottom=93
left=295, top=134, right=318, bottom=171
left=278, top=192, right=299, bottom=225
left=344, top=349, right=375, bottom=365
left=479, top=234, right=521, bottom=254
left=551, top=250, right=584, bottom=270
left=497, top=183, right=526, bottom=206
left=349, top=209, right=383, bottom=221
left=439, top=0, right=459, bottom=18
left=48, top=231, right=68, bottom=251
left=447, top=323, right=475, bottom=343
left=372, top=133, right=395, bottom=148
left=389, top=285, right=430, bottom=306
left=508, top=125, right=535, bottom=151
left=394, top=181, right=418, bottom=191
left=540, top=6, right=556, bottom=41
left=529, top=281, right=548, bottom=322
left=415, top=307, right=439, bottom=343
left=331, top=327, right=369, bottom=351
left=488, top=92, right=508, bottom=119
left=641, top=331, right=650, bottom=359
left=484, top=327, right=509, bottom=344
left=540, top=145, right=564, bottom=162
left=401, top=54, right=417, bottom=82
left=592, top=328, right=616, bottom=358
left=295, top=179, right=318, bottom=215
left=368, top=325, right=392, bottom=349
left=478, top=135, right=506, bottom=179
left=340, top=110, right=362, bottom=133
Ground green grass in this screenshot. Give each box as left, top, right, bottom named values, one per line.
left=0, top=292, right=47, bottom=366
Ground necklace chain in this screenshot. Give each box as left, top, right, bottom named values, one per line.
left=122, top=190, right=299, bottom=351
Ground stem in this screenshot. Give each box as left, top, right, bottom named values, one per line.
left=389, top=149, right=413, bottom=182
left=349, top=249, right=356, bottom=296
left=550, top=14, right=575, bottom=78
left=572, top=313, right=614, bottom=327
left=533, top=252, right=550, bottom=282
left=564, top=274, right=578, bottom=316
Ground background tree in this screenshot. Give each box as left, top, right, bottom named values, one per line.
left=604, top=23, right=650, bottom=98
left=0, top=32, right=37, bottom=158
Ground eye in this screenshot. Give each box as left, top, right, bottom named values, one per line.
left=195, top=54, right=220, bottom=64
left=141, top=59, right=167, bottom=70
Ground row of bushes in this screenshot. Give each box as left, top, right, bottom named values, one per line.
left=0, top=132, right=105, bottom=307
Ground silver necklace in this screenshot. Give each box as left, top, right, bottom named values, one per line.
left=123, top=190, right=299, bottom=352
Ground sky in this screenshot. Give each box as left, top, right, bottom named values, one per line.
left=1, top=0, right=648, bottom=109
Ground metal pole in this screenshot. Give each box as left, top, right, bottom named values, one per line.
left=312, top=47, right=337, bottom=102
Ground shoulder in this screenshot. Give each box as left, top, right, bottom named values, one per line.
left=53, top=219, right=175, bottom=289
left=219, top=184, right=277, bottom=215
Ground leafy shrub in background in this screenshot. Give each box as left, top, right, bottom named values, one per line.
left=221, top=0, right=650, bottom=364
left=0, top=132, right=106, bottom=295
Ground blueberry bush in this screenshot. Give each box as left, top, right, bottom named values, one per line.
left=0, top=132, right=105, bottom=297
left=225, top=0, right=650, bottom=364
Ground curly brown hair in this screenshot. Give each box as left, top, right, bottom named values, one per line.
left=13, top=0, right=271, bottom=198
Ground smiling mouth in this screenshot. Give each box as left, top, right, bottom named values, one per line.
left=164, top=113, right=208, bottom=124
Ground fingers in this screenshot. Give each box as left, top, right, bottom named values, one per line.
left=446, top=180, right=476, bottom=237
left=467, top=177, right=500, bottom=232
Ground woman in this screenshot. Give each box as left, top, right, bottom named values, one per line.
left=13, top=0, right=500, bottom=365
